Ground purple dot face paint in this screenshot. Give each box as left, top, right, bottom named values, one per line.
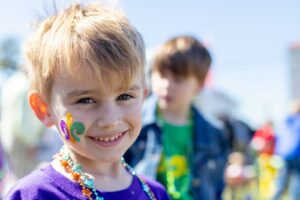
left=59, top=120, right=70, bottom=140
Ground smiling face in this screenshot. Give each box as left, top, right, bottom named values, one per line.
left=47, top=66, right=145, bottom=164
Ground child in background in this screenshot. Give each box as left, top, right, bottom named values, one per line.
left=250, top=121, right=278, bottom=199
left=251, top=121, right=275, bottom=155
left=125, top=35, right=228, bottom=200
left=0, top=144, right=16, bottom=198
left=223, top=152, right=256, bottom=200
left=5, top=2, right=169, bottom=200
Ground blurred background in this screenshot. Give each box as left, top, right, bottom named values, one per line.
left=1, top=1, right=300, bottom=199
left=1, top=0, right=300, bottom=127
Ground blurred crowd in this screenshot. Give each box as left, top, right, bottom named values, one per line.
left=0, top=71, right=63, bottom=198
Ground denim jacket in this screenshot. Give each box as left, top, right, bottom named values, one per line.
left=125, top=95, right=228, bottom=200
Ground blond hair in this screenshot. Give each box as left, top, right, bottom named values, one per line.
left=151, top=35, right=211, bottom=84
left=23, top=2, right=145, bottom=102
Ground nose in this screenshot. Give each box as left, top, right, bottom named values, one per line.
left=161, top=78, right=172, bottom=93
left=96, top=102, right=120, bottom=130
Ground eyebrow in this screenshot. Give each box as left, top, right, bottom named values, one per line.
left=66, top=85, right=141, bottom=97
left=128, top=85, right=141, bottom=91
left=66, top=90, right=98, bottom=98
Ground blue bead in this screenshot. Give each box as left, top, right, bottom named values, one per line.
left=72, top=164, right=82, bottom=173
left=85, top=178, right=94, bottom=188
left=63, top=154, right=70, bottom=160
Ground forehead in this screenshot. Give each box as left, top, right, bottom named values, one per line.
left=51, top=65, right=140, bottom=96
left=153, top=68, right=188, bottom=78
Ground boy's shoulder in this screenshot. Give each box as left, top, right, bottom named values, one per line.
left=4, top=164, right=81, bottom=200
left=143, top=176, right=170, bottom=200
left=192, top=106, right=221, bottom=131
left=192, top=107, right=227, bottom=148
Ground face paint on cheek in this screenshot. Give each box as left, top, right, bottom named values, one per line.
left=66, top=113, right=73, bottom=128
left=70, top=122, right=85, bottom=142
left=59, top=112, right=86, bottom=143
left=59, top=120, right=70, bottom=140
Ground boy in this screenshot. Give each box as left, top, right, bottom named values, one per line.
left=125, top=35, right=228, bottom=200
left=5, top=2, right=170, bottom=200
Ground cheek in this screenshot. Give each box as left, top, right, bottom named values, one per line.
left=125, top=103, right=143, bottom=129
left=58, top=112, right=88, bottom=142
left=151, top=75, right=163, bottom=91
left=70, top=111, right=88, bottom=124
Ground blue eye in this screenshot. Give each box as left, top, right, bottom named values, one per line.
left=117, top=94, right=133, bottom=101
left=76, top=98, right=96, bottom=104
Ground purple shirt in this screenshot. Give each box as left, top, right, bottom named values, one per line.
left=5, top=164, right=170, bottom=200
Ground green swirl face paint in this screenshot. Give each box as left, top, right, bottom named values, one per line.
left=59, top=112, right=85, bottom=143
left=70, top=121, right=85, bottom=142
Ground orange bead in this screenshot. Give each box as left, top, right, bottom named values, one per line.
left=82, top=188, right=92, bottom=197
left=72, top=172, right=81, bottom=181
left=61, top=160, right=69, bottom=167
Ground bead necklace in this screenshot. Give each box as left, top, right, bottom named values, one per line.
left=165, top=167, right=191, bottom=199
left=54, top=147, right=156, bottom=200
left=157, top=110, right=193, bottom=199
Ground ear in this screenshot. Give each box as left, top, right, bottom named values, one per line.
left=142, top=87, right=149, bottom=101
left=28, top=91, right=54, bottom=127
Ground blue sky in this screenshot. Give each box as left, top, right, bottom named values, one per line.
left=1, top=0, right=300, bottom=127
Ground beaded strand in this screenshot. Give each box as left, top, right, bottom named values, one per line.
left=54, top=147, right=156, bottom=200
left=55, top=148, right=103, bottom=200
left=121, top=158, right=156, bottom=200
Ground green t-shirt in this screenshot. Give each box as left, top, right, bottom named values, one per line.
left=157, top=117, right=193, bottom=200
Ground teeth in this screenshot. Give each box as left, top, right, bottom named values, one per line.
left=94, top=132, right=124, bottom=142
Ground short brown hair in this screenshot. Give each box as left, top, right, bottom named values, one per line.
left=151, top=35, right=211, bottom=83
left=23, top=2, right=145, bottom=102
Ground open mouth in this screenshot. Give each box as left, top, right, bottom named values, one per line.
left=89, top=131, right=127, bottom=147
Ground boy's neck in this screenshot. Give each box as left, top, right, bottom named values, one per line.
left=159, top=105, right=191, bottom=125
left=92, top=163, right=132, bottom=191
